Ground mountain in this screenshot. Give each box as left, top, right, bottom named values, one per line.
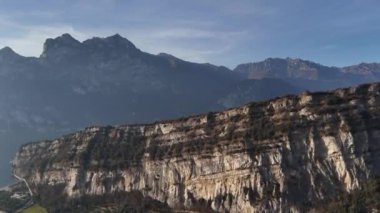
left=11, top=82, right=380, bottom=212
left=1, top=34, right=380, bottom=186
left=234, top=58, right=380, bottom=91
left=0, top=34, right=241, bottom=185
left=0, top=34, right=236, bottom=129
left=218, top=78, right=302, bottom=108
left=342, top=63, right=380, bottom=82
left=234, top=58, right=343, bottom=80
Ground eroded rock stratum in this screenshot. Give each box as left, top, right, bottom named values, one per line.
left=12, top=82, right=380, bottom=212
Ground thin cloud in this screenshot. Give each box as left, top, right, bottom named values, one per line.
left=1, top=0, right=380, bottom=68
left=217, top=1, right=276, bottom=17
left=321, top=44, right=338, bottom=50
left=0, top=13, right=247, bottom=65
left=0, top=16, right=88, bottom=56
left=150, top=28, right=246, bottom=40
left=0, top=26, right=86, bottom=56
left=122, top=28, right=248, bottom=65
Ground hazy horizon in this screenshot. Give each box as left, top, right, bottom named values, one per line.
left=1, top=0, right=380, bottom=68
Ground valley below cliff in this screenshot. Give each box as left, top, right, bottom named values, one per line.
left=11, top=82, right=380, bottom=212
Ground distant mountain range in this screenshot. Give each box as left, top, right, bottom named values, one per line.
left=235, top=57, right=380, bottom=90
left=0, top=33, right=379, bottom=185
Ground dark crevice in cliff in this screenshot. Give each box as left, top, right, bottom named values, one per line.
left=186, top=191, right=217, bottom=213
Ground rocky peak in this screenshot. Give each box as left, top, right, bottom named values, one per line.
left=343, top=62, right=380, bottom=75
left=157, top=52, right=178, bottom=60
left=0, top=46, right=22, bottom=61
left=235, top=57, right=342, bottom=80
left=157, top=52, right=182, bottom=68
left=83, top=34, right=138, bottom=55
left=105, top=33, right=134, bottom=45
left=259, top=57, right=321, bottom=71
left=285, top=57, right=325, bottom=69
left=102, top=34, right=137, bottom=50
left=0, top=46, right=15, bottom=54
left=234, top=57, right=288, bottom=79
left=39, top=33, right=140, bottom=62
left=40, top=33, right=82, bottom=59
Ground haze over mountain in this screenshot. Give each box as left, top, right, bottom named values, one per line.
left=0, top=34, right=380, bottom=186
left=234, top=57, right=380, bottom=91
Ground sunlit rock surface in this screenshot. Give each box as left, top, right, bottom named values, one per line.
left=12, top=82, right=380, bottom=212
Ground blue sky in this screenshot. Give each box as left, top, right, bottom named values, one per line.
left=0, top=0, right=379, bottom=68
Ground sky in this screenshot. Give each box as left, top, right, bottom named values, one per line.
left=0, top=0, right=379, bottom=68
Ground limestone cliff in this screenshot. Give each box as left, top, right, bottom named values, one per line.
left=12, top=82, right=380, bottom=212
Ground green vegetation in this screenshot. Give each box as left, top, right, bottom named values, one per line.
left=34, top=188, right=172, bottom=213
left=316, top=177, right=380, bottom=212
left=85, top=129, right=146, bottom=169
left=355, top=84, right=370, bottom=95
left=33, top=183, right=67, bottom=209
left=0, top=190, right=25, bottom=212
left=325, top=95, right=345, bottom=105
left=204, top=112, right=216, bottom=134
left=22, top=204, right=48, bottom=213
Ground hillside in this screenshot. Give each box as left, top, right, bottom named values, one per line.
left=11, top=82, right=380, bottom=212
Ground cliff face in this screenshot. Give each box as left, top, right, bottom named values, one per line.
left=12, top=82, right=380, bottom=212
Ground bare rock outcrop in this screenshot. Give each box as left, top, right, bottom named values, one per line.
left=12, top=82, right=380, bottom=212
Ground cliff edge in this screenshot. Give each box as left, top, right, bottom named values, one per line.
left=12, top=82, right=380, bottom=212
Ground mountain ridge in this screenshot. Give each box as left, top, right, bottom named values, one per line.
left=1, top=33, right=379, bottom=72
